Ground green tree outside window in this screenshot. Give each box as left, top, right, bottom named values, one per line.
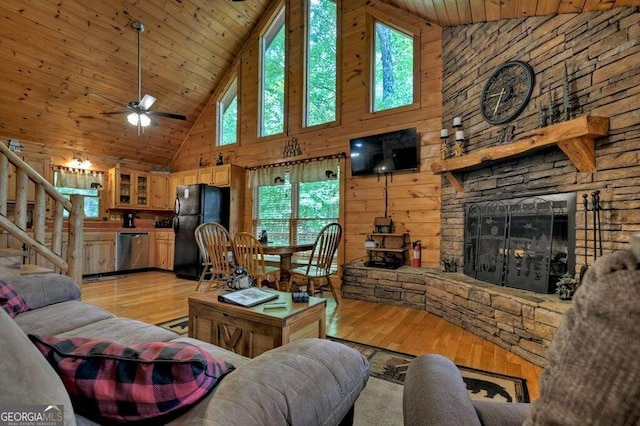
left=373, top=21, right=414, bottom=112
left=261, top=9, right=286, bottom=137
left=306, top=0, right=337, bottom=127
left=254, top=173, right=339, bottom=258
left=218, top=75, right=238, bottom=146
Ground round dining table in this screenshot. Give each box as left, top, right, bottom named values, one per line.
left=261, top=242, right=314, bottom=283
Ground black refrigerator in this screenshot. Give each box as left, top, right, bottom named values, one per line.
left=173, top=184, right=230, bottom=280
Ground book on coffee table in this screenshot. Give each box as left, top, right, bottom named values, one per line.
left=217, top=287, right=278, bottom=307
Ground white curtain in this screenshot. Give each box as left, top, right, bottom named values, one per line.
left=55, top=168, right=104, bottom=190
left=289, top=158, right=339, bottom=183
left=248, top=166, right=287, bottom=188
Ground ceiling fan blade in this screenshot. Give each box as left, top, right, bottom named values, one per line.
left=139, top=94, right=157, bottom=110
left=101, top=110, right=128, bottom=116
left=147, top=111, right=187, bottom=121
left=88, top=92, right=128, bottom=109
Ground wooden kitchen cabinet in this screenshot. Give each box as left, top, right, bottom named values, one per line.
left=108, top=168, right=150, bottom=209
left=32, top=231, right=116, bottom=276
left=193, top=164, right=243, bottom=235
left=212, top=164, right=233, bottom=186
left=83, top=232, right=116, bottom=275
left=196, top=167, right=214, bottom=185
left=154, top=231, right=174, bottom=271
left=169, top=170, right=198, bottom=205
left=149, top=173, right=170, bottom=210
left=196, top=164, right=238, bottom=187
left=168, top=164, right=243, bottom=235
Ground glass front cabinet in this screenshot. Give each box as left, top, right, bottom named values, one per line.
left=108, top=168, right=149, bottom=209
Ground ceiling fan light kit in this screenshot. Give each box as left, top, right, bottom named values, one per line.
left=91, top=21, right=187, bottom=134
left=127, top=112, right=151, bottom=127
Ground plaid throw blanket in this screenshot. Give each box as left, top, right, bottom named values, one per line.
left=0, top=280, right=29, bottom=318
left=29, top=335, right=234, bottom=424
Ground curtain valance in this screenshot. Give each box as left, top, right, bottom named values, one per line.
left=247, top=153, right=344, bottom=188
left=289, top=158, right=338, bottom=183
left=54, top=167, right=104, bottom=190
left=248, top=166, right=287, bottom=188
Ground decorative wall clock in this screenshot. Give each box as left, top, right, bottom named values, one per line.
left=480, top=60, right=535, bottom=125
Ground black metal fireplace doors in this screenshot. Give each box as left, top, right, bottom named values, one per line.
left=463, top=193, right=576, bottom=293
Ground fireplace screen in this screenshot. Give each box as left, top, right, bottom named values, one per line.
left=463, top=193, right=576, bottom=293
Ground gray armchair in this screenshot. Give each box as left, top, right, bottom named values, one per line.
left=404, top=234, right=640, bottom=426
left=403, top=354, right=529, bottom=426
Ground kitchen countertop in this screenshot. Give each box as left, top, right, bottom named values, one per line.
left=79, top=219, right=174, bottom=232
left=84, top=227, right=174, bottom=232
left=14, top=219, right=175, bottom=234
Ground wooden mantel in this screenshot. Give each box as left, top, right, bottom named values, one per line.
left=431, top=115, right=609, bottom=191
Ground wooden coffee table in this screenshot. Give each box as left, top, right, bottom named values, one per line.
left=188, top=289, right=326, bottom=358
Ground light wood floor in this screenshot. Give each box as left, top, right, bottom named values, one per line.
left=81, top=270, right=542, bottom=400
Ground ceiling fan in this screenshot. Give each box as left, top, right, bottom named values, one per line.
left=90, top=21, right=186, bottom=133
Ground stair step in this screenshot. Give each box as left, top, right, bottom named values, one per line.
left=20, top=264, right=55, bottom=275
left=0, top=248, right=28, bottom=258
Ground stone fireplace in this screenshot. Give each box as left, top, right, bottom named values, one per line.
left=463, top=193, right=576, bottom=293
left=343, top=8, right=638, bottom=369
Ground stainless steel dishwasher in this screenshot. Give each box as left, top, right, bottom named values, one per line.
left=117, top=232, right=150, bottom=271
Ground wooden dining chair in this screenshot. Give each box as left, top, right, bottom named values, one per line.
left=233, top=232, right=280, bottom=289
left=287, top=223, right=342, bottom=304
left=194, top=222, right=235, bottom=291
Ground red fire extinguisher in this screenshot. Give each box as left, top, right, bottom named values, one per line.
left=412, top=240, right=422, bottom=267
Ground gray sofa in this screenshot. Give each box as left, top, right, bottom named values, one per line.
left=403, top=235, right=640, bottom=425
left=1, top=274, right=370, bottom=425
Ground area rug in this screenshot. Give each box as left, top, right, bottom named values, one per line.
left=157, top=316, right=189, bottom=336
left=158, top=317, right=403, bottom=425
left=331, top=337, right=530, bottom=403
left=354, top=376, right=403, bottom=426
left=158, top=317, right=528, bottom=404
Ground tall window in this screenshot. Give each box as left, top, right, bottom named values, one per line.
left=305, top=0, right=337, bottom=127
left=260, top=7, right=286, bottom=137
left=372, top=20, right=415, bottom=112
left=54, top=169, right=102, bottom=218
left=218, top=77, right=238, bottom=146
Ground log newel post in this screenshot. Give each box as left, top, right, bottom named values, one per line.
left=68, top=194, right=85, bottom=286
left=0, top=156, right=7, bottom=216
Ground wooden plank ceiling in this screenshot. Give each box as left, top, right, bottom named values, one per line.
left=0, top=0, right=637, bottom=166
left=0, top=0, right=270, bottom=166
left=388, top=0, right=640, bottom=26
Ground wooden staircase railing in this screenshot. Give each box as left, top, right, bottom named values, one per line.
left=0, top=143, right=84, bottom=284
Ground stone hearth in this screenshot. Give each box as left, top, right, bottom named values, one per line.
left=342, top=262, right=571, bottom=367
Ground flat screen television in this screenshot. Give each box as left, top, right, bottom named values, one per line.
left=349, top=127, right=418, bottom=176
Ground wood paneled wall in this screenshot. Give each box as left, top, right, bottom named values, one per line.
left=172, top=0, right=444, bottom=267
left=439, top=7, right=640, bottom=272
left=2, top=138, right=159, bottom=174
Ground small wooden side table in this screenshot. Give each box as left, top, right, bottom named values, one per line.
left=188, top=289, right=326, bottom=358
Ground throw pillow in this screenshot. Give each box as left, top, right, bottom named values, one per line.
left=0, top=279, right=30, bottom=318
left=29, top=335, right=235, bottom=424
